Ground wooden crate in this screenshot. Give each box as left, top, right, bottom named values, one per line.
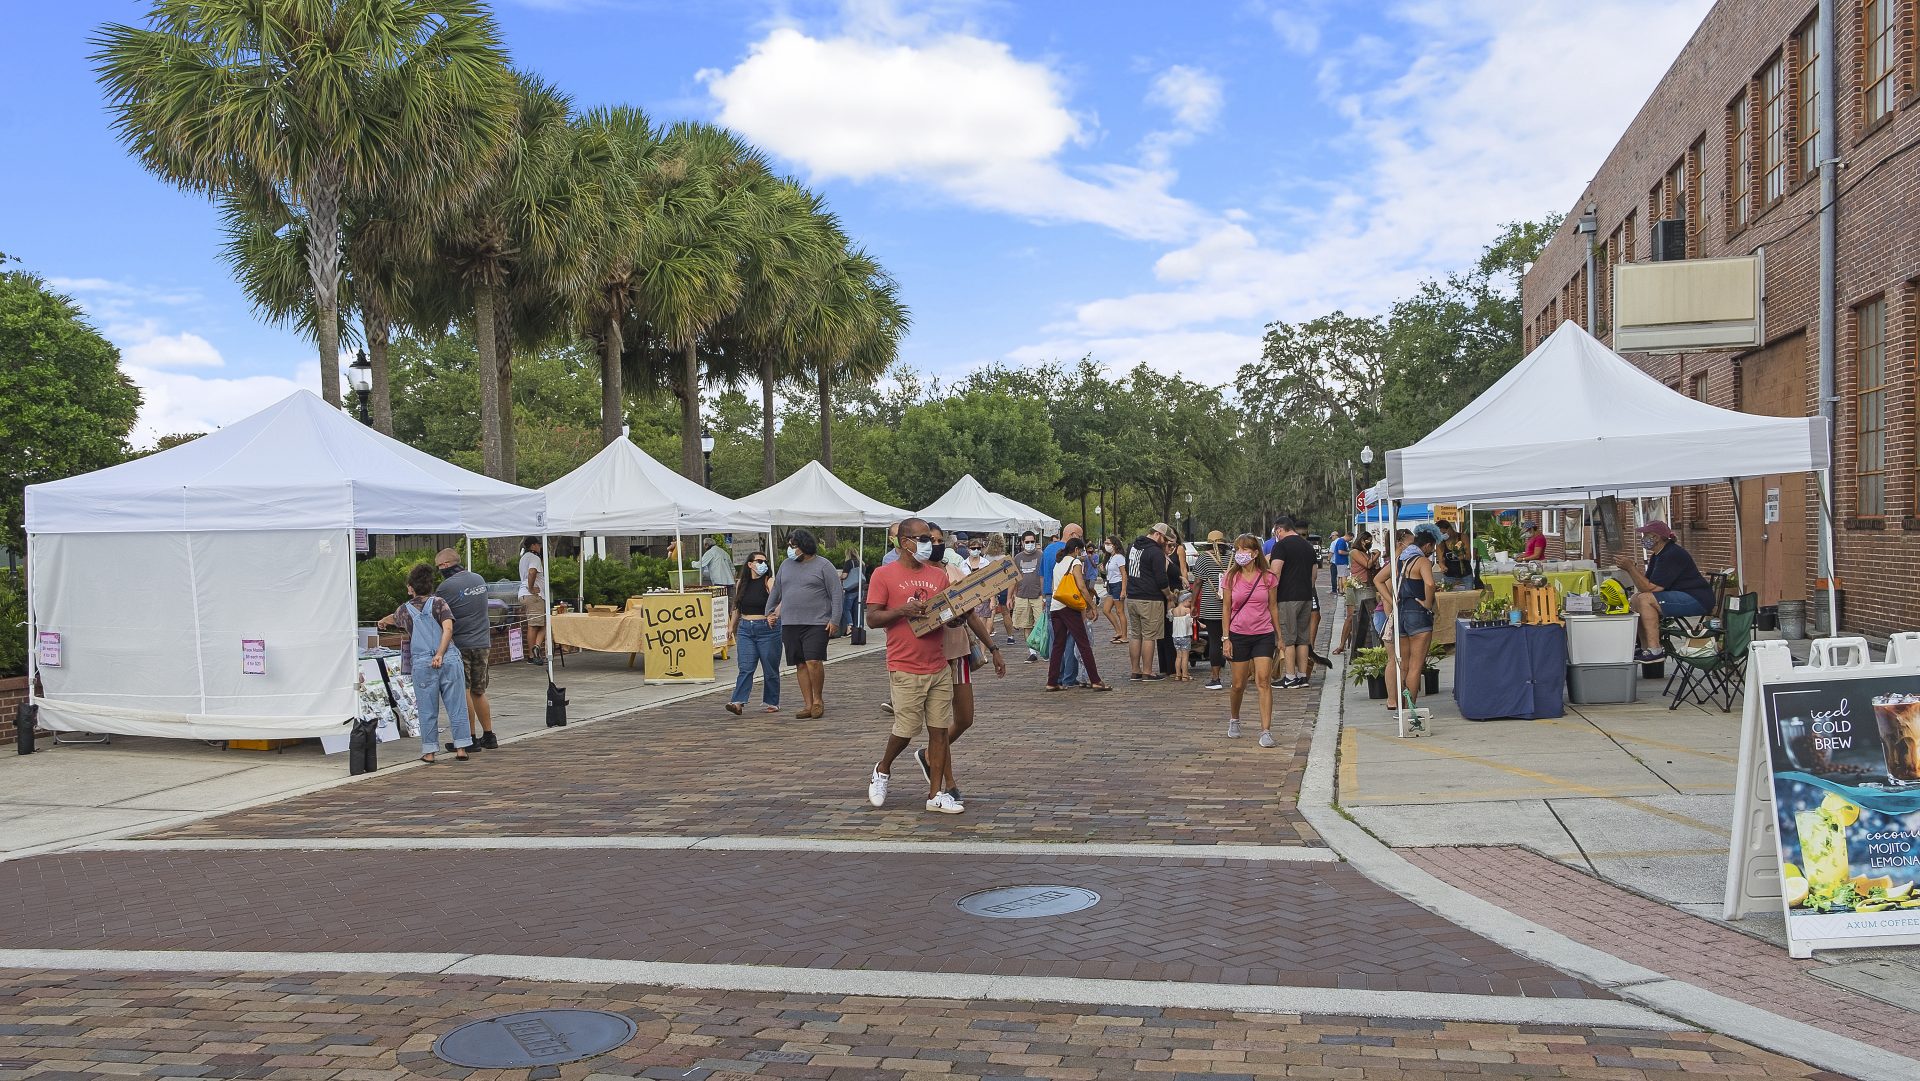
left=1515, top=582, right=1563, bottom=625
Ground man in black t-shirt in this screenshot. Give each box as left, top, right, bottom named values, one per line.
left=1626, top=520, right=1716, bottom=662
left=1270, top=517, right=1318, bottom=688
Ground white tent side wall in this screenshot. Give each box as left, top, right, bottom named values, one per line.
left=30, top=528, right=357, bottom=739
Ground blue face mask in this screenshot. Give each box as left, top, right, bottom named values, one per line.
left=914, top=541, right=933, bottom=561
left=786, top=546, right=799, bottom=560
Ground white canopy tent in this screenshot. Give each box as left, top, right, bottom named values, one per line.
left=919, top=474, right=1053, bottom=534
left=24, top=390, right=550, bottom=741
left=1378, top=322, right=1835, bottom=732
left=739, top=461, right=912, bottom=624
left=992, top=493, right=1062, bottom=536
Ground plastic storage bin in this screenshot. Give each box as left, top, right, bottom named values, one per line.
left=1565, top=613, right=1636, bottom=665
left=1567, top=662, right=1638, bottom=704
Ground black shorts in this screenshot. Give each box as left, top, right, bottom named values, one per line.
left=783, top=624, right=829, bottom=665
left=1229, top=631, right=1276, bottom=660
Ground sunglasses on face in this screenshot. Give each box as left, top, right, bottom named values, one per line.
left=907, top=534, right=933, bottom=543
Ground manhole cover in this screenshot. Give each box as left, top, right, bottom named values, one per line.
left=433, top=1009, right=636, bottom=1068
left=957, top=884, right=1101, bottom=918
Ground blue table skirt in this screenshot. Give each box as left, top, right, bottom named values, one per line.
left=1452, top=620, right=1567, bottom=721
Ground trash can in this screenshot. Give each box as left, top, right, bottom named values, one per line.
left=1777, top=599, right=1808, bottom=640
left=1812, top=590, right=1844, bottom=638
left=1756, top=605, right=1779, bottom=632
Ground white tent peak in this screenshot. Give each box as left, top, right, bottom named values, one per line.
left=738, top=460, right=910, bottom=528
left=920, top=474, right=1055, bottom=533
left=26, top=389, right=545, bottom=535
left=1386, top=321, right=1831, bottom=504
left=542, top=436, right=769, bottom=535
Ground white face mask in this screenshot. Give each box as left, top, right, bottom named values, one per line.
left=1023, top=542, right=1036, bottom=552
left=914, top=540, right=933, bottom=561
left=786, top=546, right=799, bottom=560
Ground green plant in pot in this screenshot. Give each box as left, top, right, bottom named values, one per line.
left=1423, top=642, right=1444, bottom=694
left=1349, top=646, right=1392, bottom=699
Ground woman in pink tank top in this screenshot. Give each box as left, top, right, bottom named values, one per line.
left=1221, top=534, right=1281, bottom=746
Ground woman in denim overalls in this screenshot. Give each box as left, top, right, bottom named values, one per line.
left=382, top=563, right=472, bottom=763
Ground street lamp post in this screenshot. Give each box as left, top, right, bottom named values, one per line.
left=346, top=349, right=373, bottom=426
left=1359, top=445, right=1376, bottom=535
left=700, top=426, right=715, bottom=489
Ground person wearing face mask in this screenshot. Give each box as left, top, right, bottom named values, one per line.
left=1010, top=532, right=1046, bottom=661
left=866, top=517, right=969, bottom=814
left=724, top=551, right=781, bottom=715
left=1041, top=524, right=1092, bottom=687
left=1221, top=535, right=1280, bottom=745
left=1625, top=520, right=1713, bottom=662
left=768, top=529, right=841, bottom=718
left=1193, top=532, right=1228, bottom=689
left=433, top=547, right=496, bottom=751
left=1101, top=537, right=1128, bottom=643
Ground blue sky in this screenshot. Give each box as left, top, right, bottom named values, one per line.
left=3, top=0, right=1712, bottom=443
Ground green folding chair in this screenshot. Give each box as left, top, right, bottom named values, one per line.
left=1663, top=591, right=1756, bottom=712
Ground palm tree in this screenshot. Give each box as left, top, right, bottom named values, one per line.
left=94, top=0, right=514, bottom=407
left=571, top=106, right=660, bottom=446
left=731, top=182, right=839, bottom=486
left=788, top=242, right=909, bottom=469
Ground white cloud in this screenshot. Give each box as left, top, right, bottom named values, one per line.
left=701, top=24, right=1204, bottom=241
left=1147, top=66, right=1223, bottom=131
left=1008, top=330, right=1264, bottom=388
left=122, top=331, right=224, bottom=370
left=1261, top=0, right=1330, bottom=53
left=1017, top=0, right=1713, bottom=374
left=125, top=363, right=319, bottom=446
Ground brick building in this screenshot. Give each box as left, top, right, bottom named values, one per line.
left=1522, top=0, right=1920, bottom=635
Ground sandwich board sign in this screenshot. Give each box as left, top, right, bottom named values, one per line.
left=1725, top=633, right=1920, bottom=957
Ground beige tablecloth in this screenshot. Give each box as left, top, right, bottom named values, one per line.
left=1433, top=590, right=1483, bottom=647
left=551, top=612, right=648, bottom=653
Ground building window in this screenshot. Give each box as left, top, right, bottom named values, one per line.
left=1858, top=297, right=1888, bottom=517
left=1796, top=18, right=1820, bottom=180
left=1692, top=371, right=1712, bottom=522
left=1729, top=88, right=1752, bottom=229
left=1625, top=208, right=1637, bottom=261
left=1864, top=0, right=1899, bottom=128
left=1763, top=53, right=1788, bottom=202
left=1687, top=137, right=1705, bottom=252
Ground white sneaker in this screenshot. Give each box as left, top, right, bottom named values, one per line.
left=926, top=791, right=965, bottom=814
left=1226, top=718, right=1241, bottom=738
left=868, top=769, right=890, bottom=807
left=1258, top=730, right=1276, bottom=748
left=881, top=700, right=895, bottom=715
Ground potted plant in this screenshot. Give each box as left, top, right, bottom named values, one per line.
left=1349, top=647, right=1391, bottom=699
left=1423, top=642, right=1444, bottom=696
left=1470, top=593, right=1508, bottom=628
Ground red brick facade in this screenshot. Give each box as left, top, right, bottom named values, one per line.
left=0, top=675, right=29, bottom=748
left=1522, top=0, right=1920, bottom=636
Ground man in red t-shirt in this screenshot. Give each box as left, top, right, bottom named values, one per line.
left=865, top=517, right=967, bottom=814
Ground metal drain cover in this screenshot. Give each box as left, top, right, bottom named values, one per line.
left=957, top=884, right=1101, bottom=918
left=433, top=1009, right=636, bottom=1068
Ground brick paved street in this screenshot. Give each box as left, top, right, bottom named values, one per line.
left=0, top=849, right=1594, bottom=997
left=0, top=970, right=1851, bottom=1081
left=155, top=635, right=1323, bottom=846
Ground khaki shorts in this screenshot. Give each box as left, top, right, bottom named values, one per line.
left=522, top=599, right=548, bottom=627
left=1277, top=600, right=1312, bottom=645
left=460, top=648, right=491, bottom=695
left=1011, top=596, right=1046, bottom=630
left=1126, top=598, right=1166, bottom=641
left=888, top=667, right=955, bottom=739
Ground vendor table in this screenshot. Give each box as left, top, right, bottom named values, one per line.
left=1479, top=570, right=1595, bottom=606
left=1432, top=590, right=1482, bottom=647
left=551, top=611, right=648, bottom=656
left=1452, top=620, right=1566, bottom=721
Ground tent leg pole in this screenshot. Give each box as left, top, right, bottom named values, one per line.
left=857, top=525, right=866, bottom=635
left=1390, top=505, right=1403, bottom=738
left=1818, top=469, right=1840, bottom=638
left=1727, top=480, right=1745, bottom=598
left=543, top=533, right=554, bottom=685
left=579, top=534, right=587, bottom=611
left=675, top=528, right=683, bottom=593
left=465, top=536, right=472, bottom=569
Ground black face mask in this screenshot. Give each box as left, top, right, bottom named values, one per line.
left=437, top=565, right=458, bottom=579
left=930, top=542, right=947, bottom=564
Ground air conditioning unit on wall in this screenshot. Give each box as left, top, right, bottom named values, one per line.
left=1652, top=218, right=1687, bottom=261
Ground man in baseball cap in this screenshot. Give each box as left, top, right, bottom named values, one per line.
left=1625, top=520, right=1715, bottom=662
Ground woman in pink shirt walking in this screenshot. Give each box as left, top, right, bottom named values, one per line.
left=1221, top=533, right=1282, bottom=747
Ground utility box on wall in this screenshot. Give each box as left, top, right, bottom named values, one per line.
left=1613, top=254, right=1763, bottom=353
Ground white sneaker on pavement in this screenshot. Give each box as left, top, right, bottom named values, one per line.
left=881, top=700, right=895, bottom=715
left=1226, top=718, right=1241, bottom=738
left=925, top=791, right=965, bottom=814
left=1258, top=730, right=1276, bottom=748
left=868, top=769, right=890, bottom=807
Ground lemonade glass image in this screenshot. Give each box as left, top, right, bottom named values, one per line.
left=1794, top=807, right=1851, bottom=895
left=1874, top=692, right=1920, bottom=786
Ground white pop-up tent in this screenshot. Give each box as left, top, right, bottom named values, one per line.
left=24, top=390, right=549, bottom=741
left=989, top=492, right=1062, bottom=536
left=1377, top=322, right=1835, bottom=731
left=739, top=461, right=911, bottom=622
left=919, top=474, right=1043, bottom=534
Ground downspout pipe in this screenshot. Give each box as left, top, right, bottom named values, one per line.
left=1817, top=0, right=1838, bottom=633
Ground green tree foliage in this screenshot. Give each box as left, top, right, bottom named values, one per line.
left=888, top=387, right=1063, bottom=510
left=0, top=272, right=140, bottom=549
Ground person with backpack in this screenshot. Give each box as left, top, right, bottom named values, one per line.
left=1125, top=523, right=1172, bottom=680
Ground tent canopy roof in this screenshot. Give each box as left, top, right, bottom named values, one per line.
left=738, top=460, right=909, bottom=528
left=543, top=437, right=770, bottom=536
left=26, top=391, right=546, bottom=535
left=1386, top=322, right=1831, bottom=504
left=919, top=474, right=1049, bottom=533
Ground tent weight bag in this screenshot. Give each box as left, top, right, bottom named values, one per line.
left=14, top=702, right=35, bottom=755
left=547, top=681, right=569, bottom=727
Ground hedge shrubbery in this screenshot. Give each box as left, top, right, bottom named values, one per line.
left=0, top=574, right=23, bottom=678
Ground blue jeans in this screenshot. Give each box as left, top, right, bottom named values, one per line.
left=1058, top=622, right=1082, bottom=685
left=413, top=650, right=472, bottom=754
left=731, top=619, right=781, bottom=707
left=841, top=591, right=861, bottom=633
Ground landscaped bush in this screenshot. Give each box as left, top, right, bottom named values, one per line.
left=0, top=573, right=24, bottom=678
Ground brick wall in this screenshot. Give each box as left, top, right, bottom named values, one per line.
left=1521, top=0, right=1920, bottom=635
left=0, top=676, right=29, bottom=748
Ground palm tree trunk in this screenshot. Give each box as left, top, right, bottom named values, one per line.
left=601, top=315, right=625, bottom=446
left=474, top=282, right=505, bottom=481
left=364, top=307, right=394, bottom=436
left=817, top=363, right=832, bottom=469
left=681, top=340, right=702, bottom=482
left=495, top=297, right=517, bottom=485
left=305, top=164, right=345, bottom=408
left=761, top=351, right=777, bottom=486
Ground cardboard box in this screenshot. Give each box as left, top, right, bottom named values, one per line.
left=907, top=558, right=1019, bottom=637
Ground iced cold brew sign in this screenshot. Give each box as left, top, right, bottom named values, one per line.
left=1739, top=637, right=1920, bottom=955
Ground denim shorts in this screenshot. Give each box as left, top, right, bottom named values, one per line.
left=1654, top=591, right=1709, bottom=618
left=1396, top=600, right=1434, bottom=638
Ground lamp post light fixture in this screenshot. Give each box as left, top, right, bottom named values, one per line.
left=346, top=349, right=373, bottom=425
left=700, top=426, right=716, bottom=489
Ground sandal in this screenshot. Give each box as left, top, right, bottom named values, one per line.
left=1044, top=685, right=1062, bottom=692
left=454, top=749, right=469, bottom=761
left=761, top=705, right=780, bottom=714
left=1087, top=682, right=1112, bottom=691
left=725, top=702, right=745, bottom=716
left=418, top=753, right=434, bottom=764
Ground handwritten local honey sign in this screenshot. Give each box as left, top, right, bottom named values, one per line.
left=637, top=593, right=714, bottom=684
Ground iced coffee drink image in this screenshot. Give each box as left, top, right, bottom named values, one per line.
left=1874, top=692, right=1920, bottom=787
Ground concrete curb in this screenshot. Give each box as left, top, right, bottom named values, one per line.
left=0, top=948, right=1681, bottom=1029
left=77, top=836, right=1339, bottom=861
left=1301, top=596, right=1920, bottom=1081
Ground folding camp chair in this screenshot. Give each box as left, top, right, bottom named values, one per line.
left=1663, top=571, right=1730, bottom=638
left=1663, top=591, right=1756, bottom=712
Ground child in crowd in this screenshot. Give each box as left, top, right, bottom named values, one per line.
left=1170, top=590, right=1195, bottom=682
